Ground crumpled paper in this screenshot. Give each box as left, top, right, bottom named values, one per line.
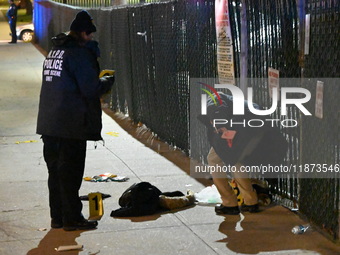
left=84, top=173, right=129, bottom=182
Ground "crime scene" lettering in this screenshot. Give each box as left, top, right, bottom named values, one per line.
left=43, top=50, right=65, bottom=82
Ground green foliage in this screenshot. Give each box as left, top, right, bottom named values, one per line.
left=17, top=9, right=32, bottom=23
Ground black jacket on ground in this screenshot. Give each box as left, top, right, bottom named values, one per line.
left=37, top=33, right=112, bottom=141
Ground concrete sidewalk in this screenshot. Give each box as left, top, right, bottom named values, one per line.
left=0, top=41, right=339, bottom=254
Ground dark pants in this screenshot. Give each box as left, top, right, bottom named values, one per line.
left=9, top=20, right=17, bottom=43
left=42, top=136, right=86, bottom=224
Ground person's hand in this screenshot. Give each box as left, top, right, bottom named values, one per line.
left=100, top=75, right=115, bottom=85
left=100, top=75, right=115, bottom=95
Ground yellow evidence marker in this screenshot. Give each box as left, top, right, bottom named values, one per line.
left=99, top=70, right=115, bottom=107
left=230, top=180, right=244, bottom=206
left=88, top=192, right=104, bottom=220
left=99, top=69, right=115, bottom=78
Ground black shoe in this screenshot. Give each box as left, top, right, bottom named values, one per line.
left=63, top=219, right=98, bottom=231
left=215, top=204, right=240, bottom=215
left=241, top=204, right=260, bottom=213
left=51, top=219, right=63, bottom=229
left=8, top=41, right=17, bottom=44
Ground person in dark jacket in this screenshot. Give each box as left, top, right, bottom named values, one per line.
left=199, top=92, right=288, bottom=215
left=6, top=0, right=17, bottom=44
left=37, top=10, right=114, bottom=231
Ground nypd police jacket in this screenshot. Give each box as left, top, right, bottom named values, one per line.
left=37, top=33, right=113, bottom=141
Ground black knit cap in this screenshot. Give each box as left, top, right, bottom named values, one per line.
left=70, top=10, right=96, bottom=33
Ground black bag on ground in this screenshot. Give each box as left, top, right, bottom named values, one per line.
left=110, top=182, right=162, bottom=217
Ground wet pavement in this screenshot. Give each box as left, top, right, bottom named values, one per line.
left=0, top=9, right=339, bottom=255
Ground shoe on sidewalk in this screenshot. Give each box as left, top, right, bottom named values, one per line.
left=63, top=219, right=98, bottom=231
left=51, top=219, right=63, bottom=229
left=215, top=204, right=240, bottom=215
left=241, top=203, right=260, bottom=213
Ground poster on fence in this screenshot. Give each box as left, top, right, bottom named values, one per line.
left=215, top=0, right=235, bottom=85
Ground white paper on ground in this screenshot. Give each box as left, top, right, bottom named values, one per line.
left=55, top=244, right=83, bottom=252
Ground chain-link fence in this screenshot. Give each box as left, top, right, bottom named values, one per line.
left=35, top=0, right=339, bottom=240
left=299, top=0, right=340, bottom=240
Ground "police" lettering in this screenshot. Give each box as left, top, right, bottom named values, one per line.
left=43, top=59, right=63, bottom=70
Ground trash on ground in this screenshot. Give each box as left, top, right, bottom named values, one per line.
left=55, top=244, right=83, bottom=252
left=15, top=140, right=38, bottom=144
left=292, top=224, right=311, bottom=234
left=84, top=173, right=116, bottom=181
left=84, top=173, right=129, bottom=182
left=195, top=181, right=272, bottom=206
left=37, top=228, right=47, bottom=231
left=109, top=176, right=129, bottom=182
left=195, top=185, right=222, bottom=204
left=80, top=192, right=111, bottom=201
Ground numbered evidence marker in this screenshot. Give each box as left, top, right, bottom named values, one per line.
left=229, top=181, right=244, bottom=206
left=98, top=70, right=115, bottom=106
left=99, top=69, right=115, bottom=78
left=88, top=192, right=104, bottom=220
